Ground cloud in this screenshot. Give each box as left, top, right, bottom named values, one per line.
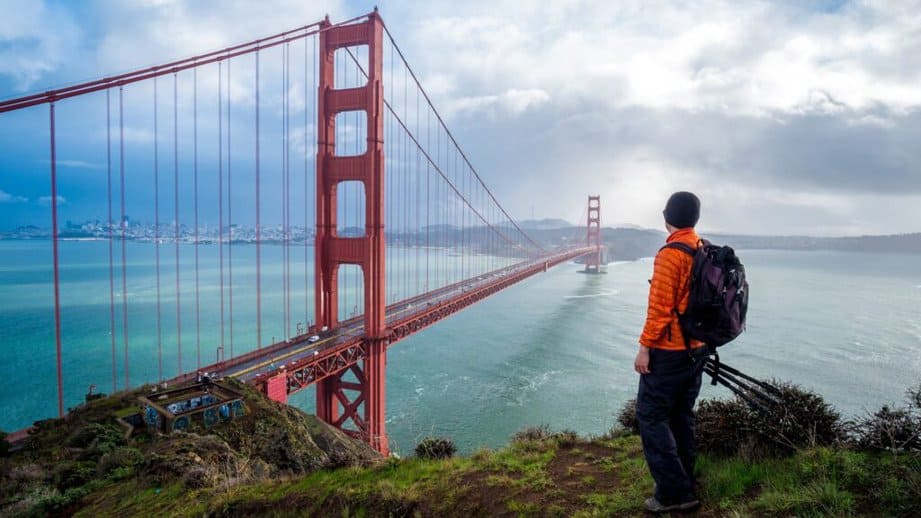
left=0, top=0, right=80, bottom=90
left=42, top=159, right=102, bottom=170
left=0, top=189, right=28, bottom=203
left=3, top=1, right=921, bottom=235
left=38, top=195, right=66, bottom=206
left=447, top=88, right=550, bottom=118
left=402, top=1, right=921, bottom=118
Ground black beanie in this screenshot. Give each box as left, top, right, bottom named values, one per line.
left=663, top=191, right=700, bottom=228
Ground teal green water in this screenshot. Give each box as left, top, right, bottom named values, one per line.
left=1, top=240, right=920, bottom=454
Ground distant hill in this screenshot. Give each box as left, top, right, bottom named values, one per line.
left=711, top=232, right=921, bottom=255
left=525, top=226, right=921, bottom=261
left=518, top=218, right=575, bottom=230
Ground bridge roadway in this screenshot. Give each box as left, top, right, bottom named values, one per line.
left=170, top=246, right=595, bottom=395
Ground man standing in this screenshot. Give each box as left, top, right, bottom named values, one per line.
left=635, top=191, right=708, bottom=513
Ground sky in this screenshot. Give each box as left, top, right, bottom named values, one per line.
left=1, top=0, right=921, bottom=236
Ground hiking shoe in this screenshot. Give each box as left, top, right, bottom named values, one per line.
left=644, top=496, right=700, bottom=513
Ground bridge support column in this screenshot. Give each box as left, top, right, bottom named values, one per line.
left=584, top=195, right=603, bottom=273
left=312, top=338, right=388, bottom=454
left=364, top=338, right=388, bottom=453
left=314, top=11, right=389, bottom=454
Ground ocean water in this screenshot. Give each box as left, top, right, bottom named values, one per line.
left=1, top=240, right=919, bottom=455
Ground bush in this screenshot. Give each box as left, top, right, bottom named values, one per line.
left=98, top=447, right=144, bottom=475
left=511, top=425, right=552, bottom=443
left=616, top=399, right=640, bottom=435
left=181, top=464, right=215, bottom=489
left=750, top=382, right=844, bottom=453
left=415, top=437, right=456, bottom=460
left=54, top=461, right=97, bottom=491
left=696, top=381, right=844, bottom=458
left=67, top=423, right=124, bottom=450
left=854, top=405, right=921, bottom=453
left=552, top=429, right=579, bottom=448
left=908, top=382, right=921, bottom=411
left=696, top=398, right=753, bottom=457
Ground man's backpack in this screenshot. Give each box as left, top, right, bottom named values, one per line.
left=663, top=240, right=749, bottom=349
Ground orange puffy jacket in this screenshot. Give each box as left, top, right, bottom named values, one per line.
left=639, top=227, right=706, bottom=351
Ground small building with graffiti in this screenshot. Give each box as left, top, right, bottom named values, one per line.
left=139, top=380, right=245, bottom=433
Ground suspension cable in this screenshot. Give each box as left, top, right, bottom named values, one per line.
left=154, top=77, right=163, bottom=381
left=106, top=89, right=117, bottom=392
left=119, top=86, right=130, bottom=388
left=173, top=73, right=182, bottom=376
left=379, top=23, right=545, bottom=253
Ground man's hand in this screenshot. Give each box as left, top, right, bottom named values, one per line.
left=634, top=345, right=651, bottom=374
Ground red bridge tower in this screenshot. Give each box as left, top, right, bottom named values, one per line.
left=584, top=195, right=603, bottom=273
left=314, top=12, right=389, bottom=454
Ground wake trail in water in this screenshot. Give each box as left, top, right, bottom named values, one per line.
left=564, top=290, right=619, bottom=299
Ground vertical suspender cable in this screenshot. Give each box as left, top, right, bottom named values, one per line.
left=218, top=61, right=225, bottom=362
left=255, top=49, right=262, bottom=349
left=173, top=73, right=182, bottom=376
left=304, top=35, right=312, bottom=327
left=400, top=66, right=405, bottom=303
left=452, top=147, right=457, bottom=285
left=336, top=51, right=345, bottom=318
left=106, top=90, right=117, bottom=392
left=350, top=56, right=358, bottom=316
left=400, top=64, right=412, bottom=299
left=193, top=68, right=201, bottom=369
left=425, top=105, right=430, bottom=292
left=415, top=83, right=420, bottom=296
left=227, top=59, right=234, bottom=358
left=388, top=45, right=393, bottom=304
left=435, top=122, right=440, bottom=287
left=356, top=55, right=361, bottom=316
left=154, top=77, right=163, bottom=381
left=285, top=42, right=292, bottom=338
left=49, top=102, right=64, bottom=417
left=119, top=87, right=130, bottom=388
left=282, top=44, right=288, bottom=337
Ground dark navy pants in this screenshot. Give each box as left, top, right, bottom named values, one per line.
left=636, top=347, right=708, bottom=505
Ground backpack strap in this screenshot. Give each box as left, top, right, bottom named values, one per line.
left=661, top=241, right=694, bottom=257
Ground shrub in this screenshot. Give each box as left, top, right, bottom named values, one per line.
left=54, top=461, right=97, bottom=491
left=616, top=399, right=640, bottom=435
left=854, top=405, right=921, bottom=453
left=696, top=381, right=844, bottom=457
left=908, top=381, right=921, bottom=411
left=181, top=464, right=214, bottom=489
left=696, top=398, right=753, bottom=457
left=67, top=423, right=124, bottom=450
left=552, top=429, right=579, bottom=448
left=98, top=447, right=144, bottom=475
left=511, top=425, right=552, bottom=443
left=749, top=382, right=844, bottom=453
left=415, top=437, right=456, bottom=460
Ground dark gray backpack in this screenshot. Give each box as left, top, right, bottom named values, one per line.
left=664, top=240, right=748, bottom=349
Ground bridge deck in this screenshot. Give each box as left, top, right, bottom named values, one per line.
left=170, top=246, right=593, bottom=394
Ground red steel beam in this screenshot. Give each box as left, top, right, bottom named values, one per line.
left=249, top=246, right=593, bottom=394
left=0, top=13, right=375, bottom=114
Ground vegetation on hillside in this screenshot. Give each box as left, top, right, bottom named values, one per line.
left=1, top=378, right=919, bottom=516
left=0, top=379, right=378, bottom=516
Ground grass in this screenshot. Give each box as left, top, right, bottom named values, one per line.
left=5, top=378, right=920, bottom=516
left=6, top=427, right=919, bottom=516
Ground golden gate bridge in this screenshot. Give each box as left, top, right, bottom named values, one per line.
left=0, top=10, right=603, bottom=455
